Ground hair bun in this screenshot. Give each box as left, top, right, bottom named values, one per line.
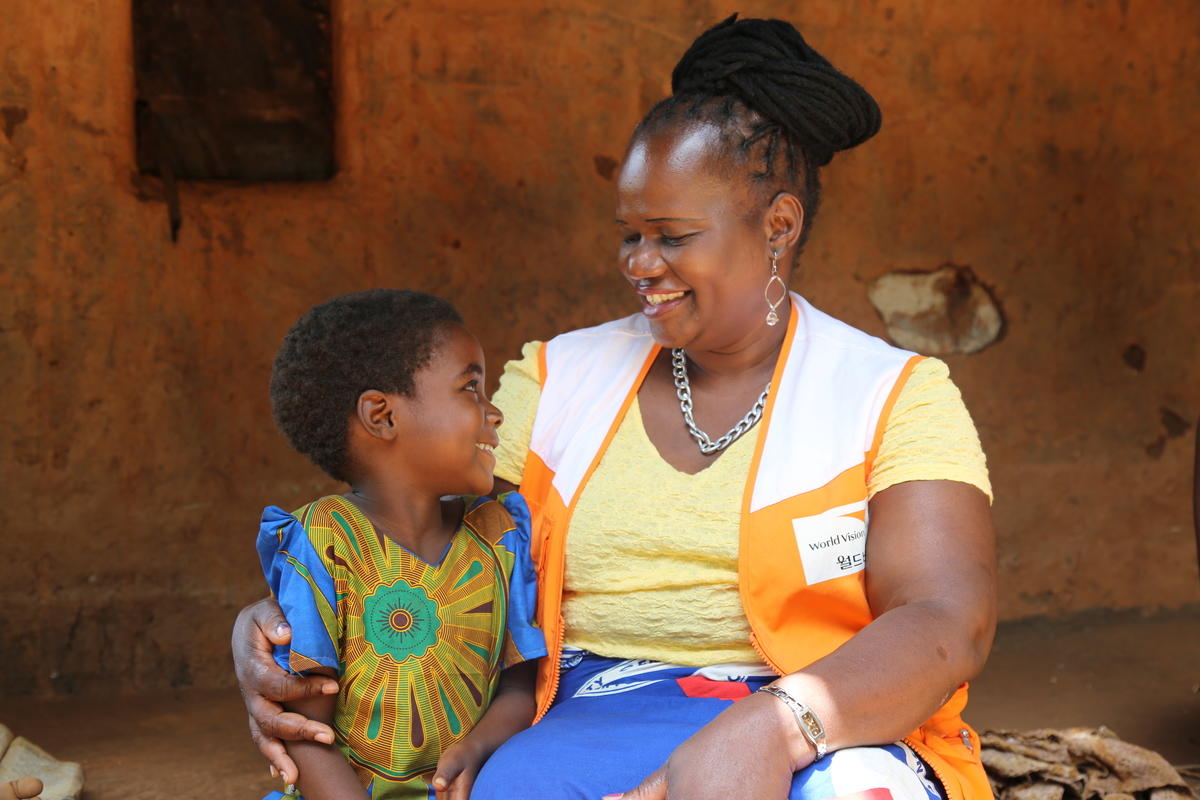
left=670, top=14, right=881, bottom=166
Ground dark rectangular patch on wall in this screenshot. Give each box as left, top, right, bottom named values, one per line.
left=133, top=0, right=334, bottom=181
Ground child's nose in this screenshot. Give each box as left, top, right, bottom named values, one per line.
left=486, top=398, right=503, bottom=427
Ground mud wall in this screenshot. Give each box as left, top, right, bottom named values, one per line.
left=2, top=0, right=1197, bottom=696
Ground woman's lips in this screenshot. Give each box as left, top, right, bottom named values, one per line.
left=640, top=290, right=689, bottom=318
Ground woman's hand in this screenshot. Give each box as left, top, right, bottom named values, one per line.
left=231, top=597, right=339, bottom=781
left=607, top=691, right=810, bottom=800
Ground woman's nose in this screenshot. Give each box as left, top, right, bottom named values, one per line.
left=623, top=241, right=664, bottom=279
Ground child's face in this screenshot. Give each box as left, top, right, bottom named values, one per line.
left=401, top=323, right=502, bottom=496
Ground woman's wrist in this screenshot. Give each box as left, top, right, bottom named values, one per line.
left=752, top=685, right=818, bottom=770
left=757, top=685, right=828, bottom=763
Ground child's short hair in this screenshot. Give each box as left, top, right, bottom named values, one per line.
left=270, top=289, right=463, bottom=482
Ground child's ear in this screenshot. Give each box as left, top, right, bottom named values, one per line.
left=356, top=389, right=402, bottom=441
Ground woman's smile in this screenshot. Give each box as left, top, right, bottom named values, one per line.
left=638, top=289, right=691, bottom=317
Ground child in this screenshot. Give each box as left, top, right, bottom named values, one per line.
left=257, top=289, right=545, bottom=799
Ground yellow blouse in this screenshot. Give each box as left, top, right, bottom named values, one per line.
left=492, top=341, right=991, bottom=666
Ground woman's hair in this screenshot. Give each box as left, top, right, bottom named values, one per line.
left=635, top=14, right=881, bottom=252
left=269, top=289, right=463, bottom=483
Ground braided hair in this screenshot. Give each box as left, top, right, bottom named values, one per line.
left=635, top=14, right=881, bottom=253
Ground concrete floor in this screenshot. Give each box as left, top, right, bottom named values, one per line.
left=1, top=607, right=1196, bottom=799
left=968, top=607, right=1199, bottom=767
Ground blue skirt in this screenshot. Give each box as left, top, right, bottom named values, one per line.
left=473, top=650, right=946, bottom=800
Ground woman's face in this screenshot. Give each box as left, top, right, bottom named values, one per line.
left=615, top=122, right=777, bottom=352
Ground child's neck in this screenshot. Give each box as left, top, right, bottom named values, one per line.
left=343, top=481, right=460, bottom=564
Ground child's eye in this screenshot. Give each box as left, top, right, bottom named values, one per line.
left=463, top=380, right=480, bottom=393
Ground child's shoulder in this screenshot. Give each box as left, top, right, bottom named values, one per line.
left=285, top=494, right=367, bottom=546
left=459, top=493, right=530, bottom=546
left=256, top=496, right=359, bottom=583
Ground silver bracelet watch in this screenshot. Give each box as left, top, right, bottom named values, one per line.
left=757, top=685, right=829, bottom=761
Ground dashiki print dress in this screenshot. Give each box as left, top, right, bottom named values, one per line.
left=256, top=492, right=545, bottom=799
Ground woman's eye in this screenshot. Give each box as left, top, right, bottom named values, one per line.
left=620, top=231, right=693, bottom=247
left=661, top=234, right=693, bottom=247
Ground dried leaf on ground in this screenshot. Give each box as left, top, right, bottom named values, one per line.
left=982, top=728, right=1196, bottom=800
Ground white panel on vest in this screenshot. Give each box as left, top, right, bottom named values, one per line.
left=533, top=316, right=656, bottom=507
left=792, top=507, right=868, bottom=584
left=750, top=296, right=916, bottom=514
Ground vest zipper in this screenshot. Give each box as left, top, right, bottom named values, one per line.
left=748, top=632, right=786, bottom=676
left=532, top=616, right=566, bottom=724
left=902, top=735, right=962, bottom=800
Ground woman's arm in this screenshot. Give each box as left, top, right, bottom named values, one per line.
left=613, top=479, right=996, bottom=800
left=276, top=668, right=367, bottom=798
left=432, top=660, right=538, bottom=799
left=232, top=599, right=339, bottom=780
left=775, top=479, right=996, bottom=747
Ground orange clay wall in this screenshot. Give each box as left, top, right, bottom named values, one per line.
left=1, top=1, right=1197, bottom=696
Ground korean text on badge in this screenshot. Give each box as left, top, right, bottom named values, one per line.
left=791, top=513, right=867, bottom=585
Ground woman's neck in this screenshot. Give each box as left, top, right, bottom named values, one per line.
left=681, top=299, right=791, bottom=387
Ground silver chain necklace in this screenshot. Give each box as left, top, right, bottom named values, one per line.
left=671, top=348, right=770, bottom=455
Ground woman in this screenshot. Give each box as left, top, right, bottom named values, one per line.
left=233, top=16, right=996, bottom=800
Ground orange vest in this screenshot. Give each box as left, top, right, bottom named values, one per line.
left=519, top=295, right=991, bottom=800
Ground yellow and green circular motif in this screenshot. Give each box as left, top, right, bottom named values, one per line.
left=362, top=581, right=441, bottom=663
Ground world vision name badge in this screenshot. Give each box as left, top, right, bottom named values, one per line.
left=791, top=514, right=867, bottom=585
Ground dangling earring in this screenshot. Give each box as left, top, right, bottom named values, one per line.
left=764, top=250, right=787, bottom=326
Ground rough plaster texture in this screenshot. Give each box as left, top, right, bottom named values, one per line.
left=867, top=265, right=1004, bottom=355
left=1, top=1, right=1197, bottom=697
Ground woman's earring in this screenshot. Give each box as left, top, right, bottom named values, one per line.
left=764, top=250, right=787, bottom=326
